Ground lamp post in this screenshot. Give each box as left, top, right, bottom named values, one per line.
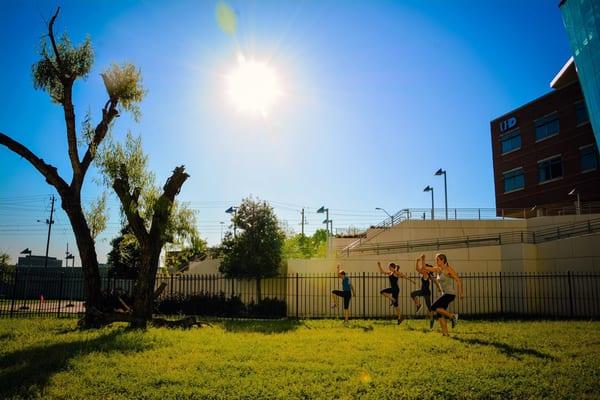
left=568, top=188, right=581, bottom=215
left=19, top=248, right=32, bottom=310
left=317, top=206, right=330, bottom=235
left=375, top=207, right=394, bottom=227
left=423, top=185, right=434, bottom=220
left=435, top=168, right=448, bottom=220
left=225, top=206, right=238, bottom=237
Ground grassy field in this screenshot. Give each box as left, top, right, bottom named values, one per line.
left=0, top=318, right=598, bottom=399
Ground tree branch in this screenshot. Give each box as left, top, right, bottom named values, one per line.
left=46, top=8, right=82, bottom=185
left=149, top=166, right=190, bottom=246
left=80, top=99, right=119, bottom=177
left=48, top=7, right=65, bottom=79
left=112, top=166, right=149, bottom=247
left=0, top=132, right=69, bottom=195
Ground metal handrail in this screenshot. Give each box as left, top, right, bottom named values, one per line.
left=340, top=217, right=600, bottom=256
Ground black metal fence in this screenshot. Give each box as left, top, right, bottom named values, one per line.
left=1, top=268, right=599, bottom=319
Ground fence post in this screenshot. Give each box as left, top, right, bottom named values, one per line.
left=170, top=273, right=174, bottom=298
left=57, top=271, right=64, bottom=318
left=9, top=267, right=19, bottom=318
left=295, top=273, right=299, bottom=319
left=499, top=272, right=503, bottom=314
left=362, top=272, right=366, bottom=319
left=568, top=271, right=574, bottom=318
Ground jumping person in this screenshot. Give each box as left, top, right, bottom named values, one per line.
left=377, top=261, right=416, bottom=324
left=421, top=253, right=464, bottom=336
left=331, top=264, right=355, bottom=323
left=411, top=255, right=433, bottom=314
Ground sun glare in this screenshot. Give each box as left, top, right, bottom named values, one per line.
left=226, top=55, right=283, bottom=117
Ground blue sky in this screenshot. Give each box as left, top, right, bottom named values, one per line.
left=0, top=1, right=573, bottom=264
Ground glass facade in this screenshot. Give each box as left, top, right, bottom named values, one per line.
left=561, top=0, right=600, bottom=147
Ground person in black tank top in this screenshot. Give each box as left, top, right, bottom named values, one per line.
left=411, top=255, right=442, bottom=326
left=377, top=262, right=416, bottom=324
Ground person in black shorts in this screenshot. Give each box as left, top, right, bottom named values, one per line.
left=377, top=261, right=416, bottom=324
left=331, top=264, right=355, bottom=323
left=411, top=255, right=442, bottom=326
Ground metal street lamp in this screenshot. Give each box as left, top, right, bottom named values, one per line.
left=568, top=188, right=581, bottom=215
left=375, top=207, right=394, bottom=227
left=225, top=206, right=238, bottom=237
left=219, top=221, right=225, bottom=241
left=317, top=206, right=330, bottom=235
left=423, top=185, right=434, bottom=220
left=19, top=248, right=32, bottom=310
left=435, top=168, right=448, bottom=220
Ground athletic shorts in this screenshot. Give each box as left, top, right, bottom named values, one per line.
left=410, top=289, right=432, bottom=310
left=431, top=293, right=456, bottom=311
left=332, top=290, right=352, bottom=310
left=380, top=287, right=400, bottom=305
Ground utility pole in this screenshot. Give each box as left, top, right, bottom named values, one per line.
left=301, top=208, right=305, bottom=237
left=44, top=195, right=55, bottom=268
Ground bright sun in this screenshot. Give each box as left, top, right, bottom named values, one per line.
left=226, top=55, right=282, bottom=117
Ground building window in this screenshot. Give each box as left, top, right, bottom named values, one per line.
left=500, top=129, right=521, bottom=154
left=535, top=113, right=560, bottom=141
left=503, top=168, right=524, bottom=193
left=538, top=155, right=563, bottom=183
left=576, top=102, right=590, bottom=125
left=580, top=144, right=598, bottom=172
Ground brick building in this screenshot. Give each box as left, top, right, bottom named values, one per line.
left=491, top=59, right=600, bottom=216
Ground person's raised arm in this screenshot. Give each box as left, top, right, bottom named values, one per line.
left=396, top=270, right=417, bottom=284
left=377, top=261, right=387, bottom=275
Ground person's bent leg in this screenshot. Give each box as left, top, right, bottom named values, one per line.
left=439, top=316, right=449, bottom=336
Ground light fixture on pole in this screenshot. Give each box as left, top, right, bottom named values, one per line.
left=317, top=206, right=330, bottom=235
left=66, top=253, right=75, bottom=268
left=423, top=185, right=434, bottom=220
left=225, top=206, right=238, bottom=237
left=19, top=248, right=32, bottom=310
left=435, top=168, right=448, bottom=220
left=568, top=188, right=581, bottom=215
left=375, top=207, right=393, bottom=227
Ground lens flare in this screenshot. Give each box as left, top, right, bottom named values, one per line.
left=216, top=1, right=237, bottom=35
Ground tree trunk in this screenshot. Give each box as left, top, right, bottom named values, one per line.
left=130, top=246, right=162, bottom=329
left=61, top=195, right=103, bottom=326
left=256, top=277, right=262, bottom=303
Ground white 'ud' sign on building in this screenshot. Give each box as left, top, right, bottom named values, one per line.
left=500, top=116, right=517, bottom=132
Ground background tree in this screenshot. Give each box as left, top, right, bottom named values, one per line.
left=0, top=8, right=144, bottom=326
left=219, top=198, right=285, bottom=301
left=98, top=133, right=190, bottom=328
left=164, top=235, right=208, bottom=274
left=282, top=229, right=328, bottom=260
left=107, top=226, right=141, bottom=279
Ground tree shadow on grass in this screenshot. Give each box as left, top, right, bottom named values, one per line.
left=0, top=328, right=154, bottom=399
left=451, top=336, right=557, bottom=361
left=221, top=319, right=303, bottom=334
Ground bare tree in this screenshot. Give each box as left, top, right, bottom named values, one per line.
left=0, top=8, right=144, bottom=327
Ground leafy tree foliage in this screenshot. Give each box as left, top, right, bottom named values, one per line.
left=219, top=198, right=285, bottom=301
left=282, top=229, right=328, bottom=260
left=107, top=227, right=140, bottom=279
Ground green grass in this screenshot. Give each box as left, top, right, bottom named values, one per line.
left=0, top=318, right=598, bottom=399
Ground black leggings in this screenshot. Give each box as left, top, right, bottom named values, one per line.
left=332, top=290, right=352, bottom=309
left=410, top=289, right=432, bottom=310
left=380, top=287, right=399, bottom=306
